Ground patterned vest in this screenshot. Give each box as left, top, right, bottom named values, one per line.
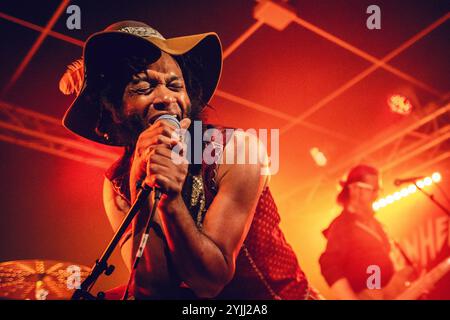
left=105, top=125, right=313, bottom=299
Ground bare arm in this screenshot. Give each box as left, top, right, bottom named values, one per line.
left=103, top=177, right=132, bottom=272
left=155, top=132, right=267, bottom=298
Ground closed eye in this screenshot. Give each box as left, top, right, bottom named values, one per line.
left=168, top=81, right=184, bottom=90
left=129, top=85, right=152, bottom=95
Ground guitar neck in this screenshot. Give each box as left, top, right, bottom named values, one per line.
left=396, top=257, right=450, bottom=300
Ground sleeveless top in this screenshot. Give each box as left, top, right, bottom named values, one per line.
left=104, top=125, right=314, bottom=299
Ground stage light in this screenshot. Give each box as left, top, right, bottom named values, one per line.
left=408, top=185, right=417, bottom=194
left=310, top=147, right=327, bottom=167
left=388, top=94, right=413, bottom=115
left=432, top=172, right=441, bottom=183
left=416, top=180, right=425, bottom=188
left=373, top=172, right=442, bottom=211
left=400, top=188, right=409, bottom=197
left=386, top=195, right=394, bottom=204
left=378, top=198, right=387, bottom=207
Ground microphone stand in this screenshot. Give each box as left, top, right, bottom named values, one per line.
left=121, top=189, right=162, bottom=300
left=408, top=182, right=449, bottom=299
left=71, top=184, right=153, bottom=300
left=393, top=240, right=421, bottom=278
left=414, top=182, right=450, bottom=217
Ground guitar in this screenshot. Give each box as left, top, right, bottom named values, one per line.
left=358, top=256, right=450, bottom=300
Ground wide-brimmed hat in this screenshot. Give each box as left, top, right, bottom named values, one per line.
left=61, top=20, right=222, bottom=146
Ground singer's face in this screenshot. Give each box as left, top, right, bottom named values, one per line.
left=121, top=52, right=191, bottom=131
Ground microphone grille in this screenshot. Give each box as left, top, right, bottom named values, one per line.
left=155, top=114, right=181, bottom=129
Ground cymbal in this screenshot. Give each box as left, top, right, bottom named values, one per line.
left=0, top=259, right=91, bottom=300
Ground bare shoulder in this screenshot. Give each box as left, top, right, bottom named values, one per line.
left=215, top=129, right=270, bottom=188
left=102, top=177, right=130, bottom=231
left=103, top=177, right=115, bottom=201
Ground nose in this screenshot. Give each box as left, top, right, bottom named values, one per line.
left=153, top=96, right=176, bottom=110
left=151, top=85, right=177, bottom=111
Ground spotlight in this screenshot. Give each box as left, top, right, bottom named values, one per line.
left=432, top=172, right=442, bottom=183
left=416, top=180, right=425, bottom=188
left=388, top=94, right=413, bottom=115
left=423, top=177, right=433, bottom=186
left=400, top=188, right=409, bottom=197
left=310, top=147, right=327, bottom=167
left=408, top=185, right=417, bottom=194
left=378, top=198, right=387, bottom=207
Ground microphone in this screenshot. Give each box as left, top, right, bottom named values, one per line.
left=154, top=114, right=181, bottom=130
left=394, top=176, right=425, bottom=186
left=149, top=114, right=181, bottom=197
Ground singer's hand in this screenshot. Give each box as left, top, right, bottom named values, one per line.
left=143, top=142, right=188, bottom=198
left=129, top=118, right=190, bottom=200
left=144, top=118, right=191, bottom=200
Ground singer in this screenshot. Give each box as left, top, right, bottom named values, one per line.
left=60, top=21, right=317, bottom=300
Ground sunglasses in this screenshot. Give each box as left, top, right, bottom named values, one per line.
left=352, top=181, right=382, bottom=192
